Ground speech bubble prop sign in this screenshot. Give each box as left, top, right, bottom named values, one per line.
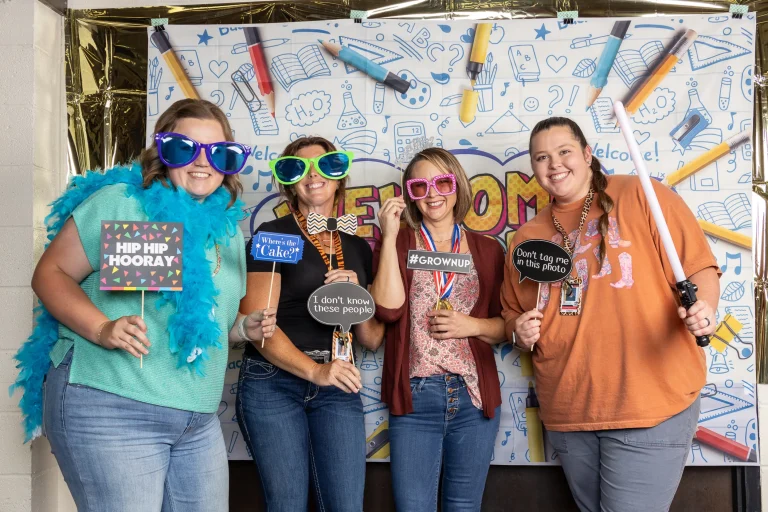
left=406, top=250, right=472, bottom=274
left=307, top=282, right=375, bottom=334
left=250, top=232, right=305, bottom=263
left=100, top=221, right=183, bottom=291
left=512, top=239, right=572, bottom=284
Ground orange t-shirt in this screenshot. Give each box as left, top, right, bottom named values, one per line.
left=501, top=175, right=719, bottom=432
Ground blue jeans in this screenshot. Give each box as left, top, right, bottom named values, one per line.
left=43, top=349, right=228, bottom=512
left=548, top=397, right=701, bottom=512
left=389, top=375, right=501, bottom=512
left=236, top=351, right=366, bottom=512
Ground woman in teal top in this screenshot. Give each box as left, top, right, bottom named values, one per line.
left=12, top=99, right=275, bottom=512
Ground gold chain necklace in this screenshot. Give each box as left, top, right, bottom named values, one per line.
left=551, top=189, right=594, bottom=257
left=430, top=229, right=464, bottom=243
left=550, top=189, right=594, bottom=316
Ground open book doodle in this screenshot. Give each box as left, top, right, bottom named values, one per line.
left=270, top=45, right=331, bottom=91
left=612, top=40, right=664, bottom=88
left=697, top=192, right=751, bottom=231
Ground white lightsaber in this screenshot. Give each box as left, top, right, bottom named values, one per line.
left=613, top=101, right=685, bottom=282
left=613, top=100, right=709, bottom=347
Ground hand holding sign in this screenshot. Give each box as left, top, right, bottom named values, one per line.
left=97, top=315, right=151, bottom=359
left=100, top=221, right=184, bottom=367
left=512, top=239, right=572, bottom=351
left=241, top=307, right=278, bottom=343
left=514, top=310, right=543, bottom=352
left=305, top=281, right=372, bottom=393
left=251, top=232, right=304, bottom=347
left=324, top=268, right=360, bottom=285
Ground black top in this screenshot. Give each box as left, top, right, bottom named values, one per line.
left=244, top=214, right=373, bottom=354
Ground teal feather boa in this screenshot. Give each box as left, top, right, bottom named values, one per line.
left=9, top=162, right=245, bottom=441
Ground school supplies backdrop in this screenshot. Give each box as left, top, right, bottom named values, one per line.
left=147, top=15, right=756, bottom=466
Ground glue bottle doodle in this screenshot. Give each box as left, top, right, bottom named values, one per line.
left=338, top=92, right=367, bottom=130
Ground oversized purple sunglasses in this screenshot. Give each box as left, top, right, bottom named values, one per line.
left=155, top=132, right=252, bottom=175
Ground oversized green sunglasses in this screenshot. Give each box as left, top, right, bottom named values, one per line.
left=268, top=151, right=354, bottom=185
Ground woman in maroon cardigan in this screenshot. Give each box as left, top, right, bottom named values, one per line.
left=370, top=147, right=505, bottom=511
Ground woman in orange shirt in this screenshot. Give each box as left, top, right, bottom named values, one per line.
left=501, top=117, right=720, bottom=512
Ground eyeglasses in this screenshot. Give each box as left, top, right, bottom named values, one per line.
left=155, top=132, right=251, bottom=175
left=269, top=151, right=354, bottom=185
left=405, top=174, right=457, bottom=200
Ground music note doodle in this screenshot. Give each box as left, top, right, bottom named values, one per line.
left=165, top=86, right=175, bottom=100
left=500, top=82, right=511, bottom=97
left=721, top=252, right=742, bottom=275
left=728, top=112, right=736, bottom=130
left=382, top=115, right=391, bottom=134
left=252, top=169, right=273, bottom=192
left=501, top=430, right=512, bottom=446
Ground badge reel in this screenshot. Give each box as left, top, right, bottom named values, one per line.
left=559, top=277, right=583, bottom=316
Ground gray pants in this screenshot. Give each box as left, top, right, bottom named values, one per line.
left=549, top=397, right=700, bottom=512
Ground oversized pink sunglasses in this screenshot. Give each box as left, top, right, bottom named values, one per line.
left=405, top=174, right=457, bottom=200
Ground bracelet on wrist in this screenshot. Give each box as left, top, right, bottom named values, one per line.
left=95, top=320, right=110, bottom=345
left=238, top=315, right=254, bottom=343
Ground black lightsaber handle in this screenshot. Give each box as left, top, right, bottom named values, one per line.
left=676, top=280, right=710, bottom=347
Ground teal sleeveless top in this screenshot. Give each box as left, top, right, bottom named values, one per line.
left=49, top=184, right=245, bottom=413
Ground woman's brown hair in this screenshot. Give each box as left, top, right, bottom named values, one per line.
left=276, top=136, right=348, bottom=211
left=529, top=117, right=614, bottom=265
left=401, top=147, right=473, bottom=229
left=138, top=99, right=243, bottom=206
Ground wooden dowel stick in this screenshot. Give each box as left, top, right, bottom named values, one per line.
left=262, top=261, right=276, bottom=348
left=140, top=290, right=144, bottom=369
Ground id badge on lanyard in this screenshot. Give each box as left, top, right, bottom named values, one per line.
left=559, top=276, right=583, bottom=316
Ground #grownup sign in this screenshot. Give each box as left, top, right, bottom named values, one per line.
left=406, top=250, right=473, bottom=274
left=100, top=221, right=184, bottom=291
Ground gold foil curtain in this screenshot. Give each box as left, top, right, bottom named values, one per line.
left=65, top=0, right=768, bottom=378
left=750, top=4, right=767, bottom=382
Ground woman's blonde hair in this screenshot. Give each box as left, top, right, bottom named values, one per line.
left=276, top=136, right=348, bottom=211
left=401, top=147, right=473, bottom=229
left=138, top=99, right=243, bottom=206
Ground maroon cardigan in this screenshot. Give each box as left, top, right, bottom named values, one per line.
left=373, top=228, right=504, bottom=419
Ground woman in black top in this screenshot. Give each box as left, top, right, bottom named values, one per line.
left=237, top=136, right=384, bottom=511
